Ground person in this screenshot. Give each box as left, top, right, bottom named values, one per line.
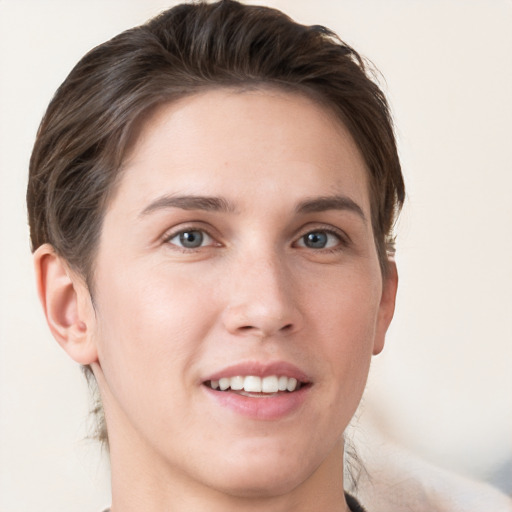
left=25, top=1, right=511, bottom=511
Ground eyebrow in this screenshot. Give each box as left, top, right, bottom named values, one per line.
left=139, top=193, right=366, bottom=221
left=295, top=195, right=366, bottom=221
left=140, top=194, right=237, bottom=217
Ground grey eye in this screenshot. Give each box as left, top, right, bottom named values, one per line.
left=297, top=230, right=340, bottom=249
left=169, top=230, right=212, bottom=249
left=179, top=231, right=203, bottom=248
left=304, top=232, right=328, bottom=248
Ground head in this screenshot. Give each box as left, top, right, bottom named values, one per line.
left=28, top=0, right=404, bottom=503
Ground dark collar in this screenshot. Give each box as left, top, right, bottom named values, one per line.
left=345, top=492, right=367, bottom=512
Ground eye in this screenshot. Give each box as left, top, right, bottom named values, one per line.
left=167, top=229, right=214, bottom=249
left=296, top=230, right=342, bottom=250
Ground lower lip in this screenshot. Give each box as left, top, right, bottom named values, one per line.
left=203, top=385, right=310, bottom=421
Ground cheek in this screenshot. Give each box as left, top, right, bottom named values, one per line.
left=309, top=268, right=381, bottom=394
left=311, top=263, right=381, bottom=338
left=90, top=263, right=225, bottom=449
left=92, top=261, right=217, bottom=404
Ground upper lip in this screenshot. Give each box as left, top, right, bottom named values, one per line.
left=203, top=361, right=311, bottom=384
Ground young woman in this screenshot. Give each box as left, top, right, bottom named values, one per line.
left=28, top=1, right=404, bottom=510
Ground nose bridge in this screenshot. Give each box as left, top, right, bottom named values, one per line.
left=222, top=244, right=302, bottom=337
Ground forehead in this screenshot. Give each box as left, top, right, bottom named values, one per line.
left=112, top=88, right=370, bottom=215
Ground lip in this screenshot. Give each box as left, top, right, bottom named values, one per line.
left=202, top=361, right=312, bottom=421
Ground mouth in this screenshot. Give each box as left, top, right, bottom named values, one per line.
left=204, top=375, right=309, bottom=397
left=202, top=362, right=312, bottom=419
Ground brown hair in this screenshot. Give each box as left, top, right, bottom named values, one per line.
left=27, top=0, right=404, bottom=443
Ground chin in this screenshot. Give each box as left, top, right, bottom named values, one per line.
left=201, top=446, right=317, bottom=499
left=216, top=470, right=304, bottom=499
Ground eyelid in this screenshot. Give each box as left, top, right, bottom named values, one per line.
left=161, top=223, right=221, bottom=249
left=293, top=224, right=351, bottom=249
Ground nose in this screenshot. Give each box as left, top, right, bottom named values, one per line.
left=221, top=252, right=303, bottom=338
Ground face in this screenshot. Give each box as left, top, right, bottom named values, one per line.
left=86, top=89, right=396, bottom=499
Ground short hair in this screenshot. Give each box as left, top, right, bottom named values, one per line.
left=28, top=1, right=405, bottom=445
left=27, top=0, right=404, bottom=286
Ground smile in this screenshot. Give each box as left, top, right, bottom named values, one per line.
left=206, top=375, right=303, bottom=394
left=202, top=364, right=312, bottom=420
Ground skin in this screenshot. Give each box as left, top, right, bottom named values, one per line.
left=34, top=89, right=397, bottom=512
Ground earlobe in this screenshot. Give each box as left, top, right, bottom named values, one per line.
left=34, top=244, right=98, bottom=365
left=373, top=260, right=398, bottom=355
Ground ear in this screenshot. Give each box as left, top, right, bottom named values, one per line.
left=33, top=244, right=98, bottom=365
left=373, top=260, right=398, bottom=355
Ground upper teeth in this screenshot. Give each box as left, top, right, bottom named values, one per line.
left=209, top=375, right=299, bottom=393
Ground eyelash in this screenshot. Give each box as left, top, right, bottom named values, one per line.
left=162, top=225, right=219, bottom=252
left=162, top=225, right=350, bottom=252
left=294, top=226, right=350, bottom=252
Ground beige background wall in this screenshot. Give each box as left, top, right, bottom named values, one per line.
left=0, top=1, right=511, bottom=511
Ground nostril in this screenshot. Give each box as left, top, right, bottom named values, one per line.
left=236, top=323, right=293, bottom=335
left=223, top=302, right=302, bottom=337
